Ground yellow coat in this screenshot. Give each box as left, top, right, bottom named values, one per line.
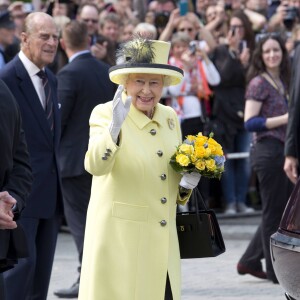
left=79, top=100, right=190, bottom=300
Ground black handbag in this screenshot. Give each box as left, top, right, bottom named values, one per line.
left=176, top=188, right=226, bottom=259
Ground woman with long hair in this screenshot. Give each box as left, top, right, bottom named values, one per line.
left=237, top=34, right=294, bottom=283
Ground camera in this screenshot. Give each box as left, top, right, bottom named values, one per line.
left=189, top=41, right=197, bottom=55
left=238, top=40, right=247, bottom=53
left=154, top=11, right=170, bottom=29
left=224, top=3, right=232, bottom=11
left=283, top=6, right=299, bottom=30
left=95, top=34, right=107, bottom=45
left=189, top=41, right=205, bottom=55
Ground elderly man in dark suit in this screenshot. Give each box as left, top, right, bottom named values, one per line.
left=0, top=12, right=62, bottom=300
left=53, top=20, right=115, bottom=298
left=284, top=43, right=300, bottom=184
left=0, top=79, right=32, bottom=300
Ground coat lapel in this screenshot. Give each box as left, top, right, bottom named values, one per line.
left=14, top=57, right=54, bottom=145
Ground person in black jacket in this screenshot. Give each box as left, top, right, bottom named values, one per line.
left=210, top=10, right=255, bottom=214
left=0, top=79, right=32, bottom=299
left=0, top=12, right=63, bottom=300
left=53, top=20, right=115, bottom=298
left=284, top=42, right=300, bottom=183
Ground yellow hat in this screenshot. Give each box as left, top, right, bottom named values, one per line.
left=109, top=37, right=183, bottom=86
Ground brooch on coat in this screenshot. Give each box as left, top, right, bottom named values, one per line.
left=167, top=118, right=175, bottom=130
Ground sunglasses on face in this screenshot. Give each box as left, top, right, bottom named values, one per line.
left=229, top=25, right=244, bottom=31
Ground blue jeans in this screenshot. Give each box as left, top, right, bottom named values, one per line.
left=221, top=130, right=251, bottom=205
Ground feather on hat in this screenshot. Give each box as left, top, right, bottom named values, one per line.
left=109, top=36, right=183, bottom=86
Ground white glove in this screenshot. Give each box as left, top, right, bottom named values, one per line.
left=109, top=85, right=132, bottom=143
left=179, top=172, right=201, bottom=190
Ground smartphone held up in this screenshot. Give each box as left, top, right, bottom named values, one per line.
left=189, top=40, right=206, bottom=55
left=239, top=40, right=247, bottom=53
left=179, top=0, right=188, bottom=16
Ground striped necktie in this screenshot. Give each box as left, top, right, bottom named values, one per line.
left=36, top=70, right=54, bottom=132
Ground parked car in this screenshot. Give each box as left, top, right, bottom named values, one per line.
left=271, top=179, right=300, bottom=300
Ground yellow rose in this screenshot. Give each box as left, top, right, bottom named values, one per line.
left=190, top=154, right=197, bottom=163
left=186, top=135, right=196, bottom=142
left=214, top=146, right=224, bottom=156
left=194, top=146, right=206, bottom=159
left=207, top=138, right=223, bottom=155
left=208, top=137, right=222, bottom=145
left=205, top=159, right=216, bottom=171
left=176, top=154, right=190, bottom=166
left=195, top=159, right=206, bottom=170
left=179, top=144, right=194, bottom=155
left=195, top=136, right=207, bottom=147
left=204, top=147, right=211, bottom=157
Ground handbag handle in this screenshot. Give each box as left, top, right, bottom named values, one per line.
left=193, top=187, right=215, bottom=238
left=192, top=187, right=208, bottom=212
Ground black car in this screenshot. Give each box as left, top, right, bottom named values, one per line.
left=271, top=179, right=300, bottom=300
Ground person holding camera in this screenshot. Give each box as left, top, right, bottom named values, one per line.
left=168, top=32, right=220, bottom=136
left=147, top=0, right=177, bottom=37
left=167, top=32, right=220, bottom=211
left=159, top=11, right=217, bottom=53
left=204, top=4, right=229, bottom=44
left=268, top=0, right=300, bottom=32
left=210, top=9, right=255, bottom=214
left=91, top=13, right=122, bottom=66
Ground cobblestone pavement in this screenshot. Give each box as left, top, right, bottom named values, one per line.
left=48, top=214, right=287, bottom=300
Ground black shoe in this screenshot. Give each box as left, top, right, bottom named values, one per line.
left=237, top=263, right=267, bottom=279
left=54, top=281, right=79, bottom=298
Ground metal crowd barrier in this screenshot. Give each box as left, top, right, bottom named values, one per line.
left=225, top=152, right=249, bottom=160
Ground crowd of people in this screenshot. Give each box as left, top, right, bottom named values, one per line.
left=1, top=0, right=300, bottom=299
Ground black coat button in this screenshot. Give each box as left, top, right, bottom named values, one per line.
left=161, top=197, right=167, bottom=204
left=106, top=148, right=112, bottom=153
left=160, top=220, right=167, bottom=226
left=102, top=155, right=108, bottom=160
left=157, top=150, right=163, bottom=157
left=150, top=129, right=156, bottom=135
left=160, top=174, right=167, bottom=180
left=105, top=151, right=111, bottom=156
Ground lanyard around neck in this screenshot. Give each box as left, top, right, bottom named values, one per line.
left=262, top=72, right=288, bottom=105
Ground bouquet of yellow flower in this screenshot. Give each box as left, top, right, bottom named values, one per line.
left=170, top=132, right=225, bottom=179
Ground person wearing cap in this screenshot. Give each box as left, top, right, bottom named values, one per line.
left=78, top=37, right=201, bottom=300
left=0, top=10, right=15, bottom=69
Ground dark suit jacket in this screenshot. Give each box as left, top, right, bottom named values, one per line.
left=0, top=79, right=32, bottom=273
left=285, top=43, right=300, bottom=162
left=57, top=52, right=115, bottom=178
left=0, top=55, right=62, bottom=219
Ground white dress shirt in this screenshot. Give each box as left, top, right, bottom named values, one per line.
left=18, top=51, right=46, bottom=109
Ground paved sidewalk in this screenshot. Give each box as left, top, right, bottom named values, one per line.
left=48, top=214, right=287, bottom=300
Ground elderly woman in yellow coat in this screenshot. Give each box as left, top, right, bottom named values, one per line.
left=79, top=37, right=201, bottom=300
